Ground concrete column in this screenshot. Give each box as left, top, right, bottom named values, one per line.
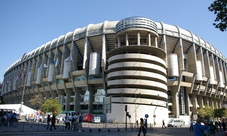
left=197, top=95, right=203, bottom=108
left=175, top=39, right=185, bottom=71
left=154, top=37, right=158, bottom=47
left=88, top=85, right=94, bottom=114
left=51, top=90, right=58, bottom=99
left=58, top=89, right=65, bottom=106
left=191, top=94, right=198, bottom=119
left=217, top=100, right=222, bottom=109
left=204, top=97, right=209, bottom=107
left=209, top=98, right=213, bottom=108
left=45, top=91, right=51, bottom=99
left=137, top=32, right=140, bottom=45
left=74, top=88, right=82, bottom=113
left=171, top=87, right=179, bottom=118
left=185, top=92, right=190, bottom=116
left=147, top=33, right=151, bottom=46
left=71, top=41, right=78, bottom=71
left=214, top=99, right=218, bottom=109
left=118, top=37, right=120, bottom=48
left=65, top=89, right=72, bottom=111
left=126, top=33, right=129, bottom=46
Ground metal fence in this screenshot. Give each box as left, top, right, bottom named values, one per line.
left=0, top=121, right=153, bottom=132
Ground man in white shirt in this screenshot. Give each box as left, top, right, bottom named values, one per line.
left=64, top=113, right=70, bottom=131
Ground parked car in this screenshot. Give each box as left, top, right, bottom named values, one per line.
left=92, top=117, right=101, bottom=123
left=83, top=114, right=93, bottom=122
left=167, top=119, right=185, bottom=127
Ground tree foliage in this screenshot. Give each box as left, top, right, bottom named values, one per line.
left=41, top=99, right=62, bottom=115
left=208, top=0, right=227, bottom=32
left=197, top=106, right=227, bottom=120
left=197, top=106, right=214, bottom=118
left=28, top=94, right=44, bottom=109
left=213, top=108, right=226, bottom=118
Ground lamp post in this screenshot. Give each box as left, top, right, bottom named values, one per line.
left=152, top=102, right=167, bottom=127
left=19, top=69, right=26, bottom=119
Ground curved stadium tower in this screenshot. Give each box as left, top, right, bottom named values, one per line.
left=2, top=16, right=227, bottom=125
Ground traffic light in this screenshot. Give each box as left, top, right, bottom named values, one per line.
left=126, top=112, right=131, bottom=118
left=125, top=105, right=127, bottom=112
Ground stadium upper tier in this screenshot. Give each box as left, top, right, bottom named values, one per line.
left=4, top=17, right=226, bottom=73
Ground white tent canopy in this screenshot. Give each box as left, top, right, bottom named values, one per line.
left=0, top=104, right=36, bottom=115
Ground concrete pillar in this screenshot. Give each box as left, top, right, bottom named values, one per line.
left=74, top=88, right=82, bottom=113
left=191, top=94, right=198, bottom=119
left=147, top=33, right=151, bottom=46
left=217, top=100, right=222, bottom=109
left=215, top=99, right=219, bottom=109
left=58, top=89, right=65, bottom=106
left=197, top=95, right=204, bottom=109
left=171, top=87, right=179, bottom=118
left=209, top=98, right=213, bottom=108
left=51, top=90, right=58, bottom=99
left=88, top=85, right=94, bottom=114
left=118, top=37, right=120, bottom=47
left=154, top=37, right=158, bottom=47
left=45, top=91, right=51, bottom=99
left=65, top=89, right=72, bottom=111
left=204, top=97, right=209, bottom=107
left=137, top=32, right=140, bottom=45
left=126, top=33, right=129, bottom=46
left=185, top=93, right=191, bottom=115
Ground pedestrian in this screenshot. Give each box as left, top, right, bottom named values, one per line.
left=71, top=113, right=76, bottom=131
left=75, top=113, right=79, bottom=131
left=162, top=119, right=166, bottom=128
left=222, top=119, right=226, bottom=132
left=78, top=113, right=83, bottom=132
left=193, top=118, right=208, bottom=136
left=144, top=118, right=147, bottom=129
left=46, top=115, right=50, bottom=130
left=64, top=113, right=70, bottom=131
left=190, top=119, right=194, bottom=131
left=50, top=114, right=56, bottom=131
left=138, top=118, right=146, bottom=136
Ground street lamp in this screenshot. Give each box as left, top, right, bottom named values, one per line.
left=152, top=102, right=168, bottom=127
left=19, top=69, right=26, bottom=119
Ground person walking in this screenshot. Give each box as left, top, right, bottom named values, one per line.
left=50, top=114, right=56, bottom=131
left=46, top=115, right=51, bottom=130
left=78, top=113, right=83, bottom=132
left=193, top=118, right=208, bottom=136
left=222, top=119, right=226, bottom=132
left=138, top=118, right=146, bottom=136
left=190, top=119, right=194, bottom=131
left=162, top=119, right=166, bottom=128
left=64, top=113, right=70, bottom=131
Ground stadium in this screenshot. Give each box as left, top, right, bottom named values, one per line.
left=2, top=16, right=227, bottom=125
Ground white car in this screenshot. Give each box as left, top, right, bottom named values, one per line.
left=93, top=117, right=101, bottom=123
left=167, top=119, right=185, bottom=127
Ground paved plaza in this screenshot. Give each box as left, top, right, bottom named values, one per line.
left=0, top=121, right=226, bottom=136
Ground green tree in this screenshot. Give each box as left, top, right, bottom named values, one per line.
left=197, top=106, right=214, bottom=119
left=208, top=0, right=227, bottom=32
left=41, top=99, right=62, bottom=115
left=214, top=108, right=227, bottom=119
left=28, top=94, right=44, bottom=109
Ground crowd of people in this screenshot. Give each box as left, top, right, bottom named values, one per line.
left=46, top=112, right=83, bottom=132
left=192, top=118, right=227, bottom=136
left=0, top=110, right=18, bottom=126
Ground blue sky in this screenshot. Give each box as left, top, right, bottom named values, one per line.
left=0, top=0, right=226, bottom=82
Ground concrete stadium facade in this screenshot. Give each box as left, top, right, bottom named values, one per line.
left=2, top=16, right=227, bottom=125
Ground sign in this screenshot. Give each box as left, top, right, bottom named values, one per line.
left=145, top=114, right=149, bottom=118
